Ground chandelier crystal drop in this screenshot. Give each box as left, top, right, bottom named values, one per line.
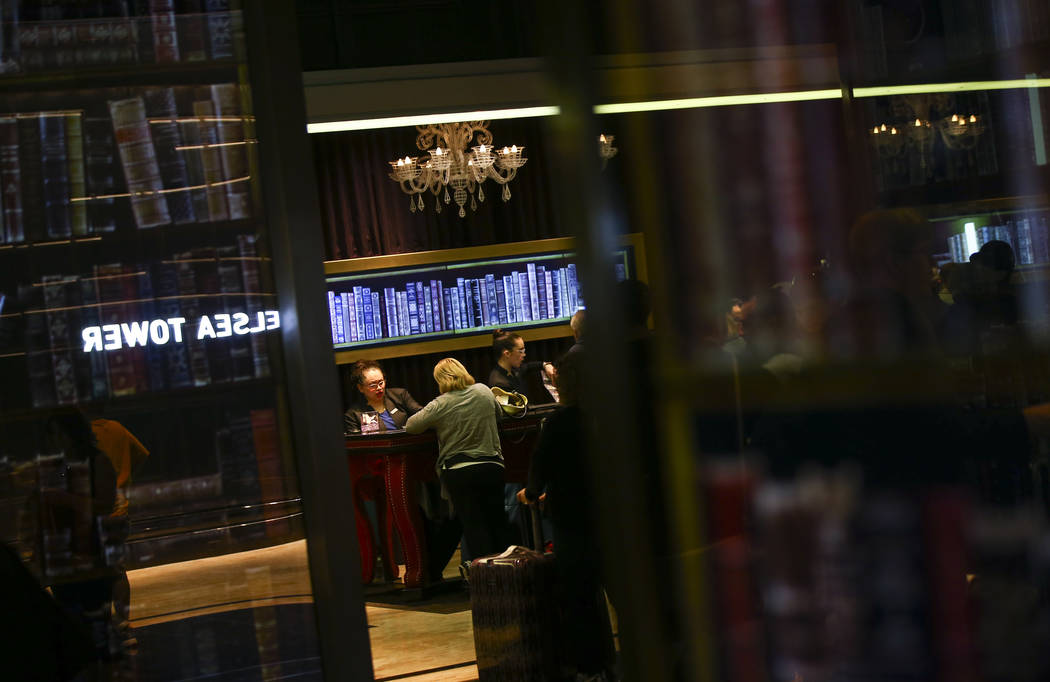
left=388, top=121, right=526, bottom=217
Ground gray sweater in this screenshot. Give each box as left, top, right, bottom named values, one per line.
left=405, top=382, right=504, bottom=475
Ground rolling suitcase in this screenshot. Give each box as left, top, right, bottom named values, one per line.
left=469, top=506, right=561, bottom=681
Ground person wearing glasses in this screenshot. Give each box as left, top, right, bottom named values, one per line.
left=344, top=360, right=423, bottom=434
left=488, top=329, right=554, bottom=400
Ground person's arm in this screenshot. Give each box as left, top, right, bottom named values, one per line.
left=344, top=409, right=362, bottom=434
left=405, top=396, right=441, bottom=434
left=400, top=389, right=424, bottom=416
left=522, top=414, right=559, bottom=503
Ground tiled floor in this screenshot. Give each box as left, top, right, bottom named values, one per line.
left=127, top=540, right=479, bottom=681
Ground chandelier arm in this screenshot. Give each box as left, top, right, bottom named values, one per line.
left=486, top=166, right=518, bottom=184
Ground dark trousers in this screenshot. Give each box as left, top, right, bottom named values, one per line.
left=554, top=523, right=615, bottom=675
left=442, top=463, right=510, bottom=561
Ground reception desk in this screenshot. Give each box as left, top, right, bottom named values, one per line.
left=345, top=404, right=557, bottom=589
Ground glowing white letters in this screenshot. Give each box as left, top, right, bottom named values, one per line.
left=81, top=311, right=280, bottom=352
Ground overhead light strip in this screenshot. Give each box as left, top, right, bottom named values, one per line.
left=853, top=78, right=1050, bottom=98
left=306, top=106, right=562, bottom=133
left=306, top=79, right=1050, bottom=133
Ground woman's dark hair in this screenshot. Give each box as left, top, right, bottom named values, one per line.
left=492, top=329, right=522, bottom=361
left=350, top=359, right=382, bottom=387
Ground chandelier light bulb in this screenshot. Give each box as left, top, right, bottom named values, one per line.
left=952, top=114, right=958, bottom=122
left=511, top=145, right=518, bottom=153
left=915, top=118, right=922, bottom=126
left=501, top=146, right=510, bottom=155
left=873, top=126, right=879, bottom=134
left=599, top=134, right=607, bottom=143
left=434, top=147, right=443, bottom=155
left=880, top=123, right=887, bottom=131
left=891, top=127, right=898, bottom=134
left=970, top=114, right=977, bottom=123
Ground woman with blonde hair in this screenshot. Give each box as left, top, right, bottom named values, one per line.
left=405, top=358, right=509, bottom=560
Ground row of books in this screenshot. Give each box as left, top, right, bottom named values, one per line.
left=327, top=263, right=584, bottom=345
left=705, top=463, right=1050, bottom=681
left=0, top=82, right=251, bottom=244
left=0, top=1, right=240, bottom=75
left=11, top=234, right=270, bottom=409
left=942, top=0, right=1050, bottom=60
left=946, top=214, right=1050, bottom=265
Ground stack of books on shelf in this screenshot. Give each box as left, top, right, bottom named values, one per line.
left=15, top=233, right=270, bottom=409
left=328, top=262, right=586, bottom=346
left=946, top=213, right=1050, bottom=265
left=0, top=1, right=240, bottom=75
left=0, top=81, right=251, bottom=245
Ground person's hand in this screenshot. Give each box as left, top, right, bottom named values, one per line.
left=516, top=488, right=531, bottom=505
left=542, top=362, right=555, bottom=379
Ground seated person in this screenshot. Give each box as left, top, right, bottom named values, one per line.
left=487, top=329, right=554, bottom=401
left=344, top=360, right=423, bottom=434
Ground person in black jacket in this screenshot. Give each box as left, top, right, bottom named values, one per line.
left=487, top=329, right=554, bottom=401
left=517, top=350, right=615, bottom=679
left=344, top=360, right=423, bottom=434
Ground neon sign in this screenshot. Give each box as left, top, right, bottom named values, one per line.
left=81, top=310, right=280, bottom=352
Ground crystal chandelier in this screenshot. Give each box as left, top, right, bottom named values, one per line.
left=870, top=93, right=985, bottom=157
left=388, top=121, right=526, bottom=217
left=598, top=134, right=618, bottom=169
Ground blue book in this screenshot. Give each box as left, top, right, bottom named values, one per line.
left=1016, top=218, right=1034, bottom=264
left=384, top=288, right=398, bottom=337
left=327, top=291, right=337, bottom=343
left=502, top=276, right=516, bottom=323
left=333, top=292, right=345, bottom=343
left=363, top=287, right=374, bottom=340
left=518, top=271, right=533, bottom=321
left=456, top=278, right=468, bottom=329
left=470, top=279, right=483, bottom=328
left=545, top=270, right=555, bottom=318
left=567, top=264, right=579, bottom=312
left=550, top=272, right=561, bottom=319
left=407, top=285, right=419, bottom=334
left=479, top=279, right=491, bottom=326
left=450, top=288, right=462, bottom=330
left=353, top=286, right=365, bottom=340
left=430, top=280, right=442, bottom=332
left=510, top=274, right=522, bottom=323
left=370, top=291, right=381, bottom=338
left=346, top=292, right=358, bottom=341
left=535, top=266, right=547, bottom=319
left=341, top=293, right=353, bottom=341
left=558, top=268, right=570, bottom=316
left=526, top=263, right=540, bottom=319
left=443, top=289, right=454, bottom=333
left=485, top=274, right=499, bottom=324
left=416, top=282, right=430, bottom=333
left=495, top=278, right=508, bottom=324
left=397, top=291, right=409, bottom=337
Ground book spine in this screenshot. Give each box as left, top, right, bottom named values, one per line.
left=82, top=116, right=121, bottom=233
left=236, top=233, right=270, bottom=378
left=443, top=288, right=454, bottom=333
left=21, top=283, right=57, bottom=407
left=41, top=276, right=78, bottom=405
left=371, top=291, right=381, bottom=339
left=143, top=87, right=195, bottom=224
left=385, top=287, right=398, bottom=337
left=362, top=287, right=374, bottom=340
left=345, top=292, right=357, bottom=342
left=174, top=255, right=212, bottom=386
left=550, top=270, right=561, bottom=319
left=478, top=278, right=491, bottom=326
left=78, top=274, right=113, bottom=398
left=152, top=261, right=193, bottom=388
left=333, top=291, right=345, bottom=344
left=534, top=265, right=547, bottom=319
left=470, top=279, right=483, bottom=328
left=0, top=117, right=23, bottom=242
left=40, top=114, right=71, bottom=239
left=64, top=114, right=87, bottom=236
left=341, top=292, right=353, bottom=342
left=429, top=280, right=442, bottom=332
left=417, top=281, right=430, bottom=333
left=501, top=276, right=513, bottom=323
left=495, top=278, right=508, bottom=325
left=437, top=281, right=446, bottom=330
left=550, top=266, right=558, bottom=316
left=510, top=273, right=522, bottom=322
left=1016, top=218, right=1034, bottom=264
left=96, top=263, right=142, bottom=395
left=1033, top=216, right=1050, bottom=263
left=456, top=278, right=467, bottom=329
left=209, top=83, right=250, bottom=219
left=136, top=266, right=168, bottom=390
left=396, top=291, right=408, bottom=337
left=450, top=288, right=461, bottom=331
left=203, top=0, right=234, bottom=59
left=175, top=0, right=207, bottom=61
left=327, top=291, right=336, bottom=344
left=17, top=114, right=45, bottom=241
left=484, top=274, right=498, bottom=325
left=109, top=96, right=170, bottom=228
left=526, top=263, right=540, bottom=319
left=559, top=268, right=570, bottom=317
left=149, top=0, right=180, bottom=62
left=193, top=250, right=232, bottom=384
left=406, top=284, right=419, bottom=334
left=353, top=286, right=364, bottom=339
left=191, top=98, right=229, bottom=221
left=567, top=264, right=579, bottom=311
left=518, top=271, right=533, bottom=322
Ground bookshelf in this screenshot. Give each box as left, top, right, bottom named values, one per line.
left=0, top=2, right=305, bottom=583
left=324, top=233, right=646, bottom=362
